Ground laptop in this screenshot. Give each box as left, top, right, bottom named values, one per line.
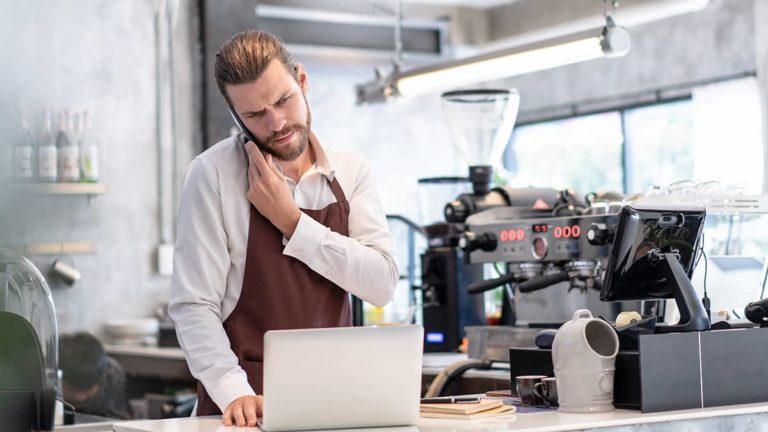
left=260, top=325, right=424, bottom=431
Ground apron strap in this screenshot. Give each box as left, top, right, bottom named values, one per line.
left=327, top=177, right=346, bottom=204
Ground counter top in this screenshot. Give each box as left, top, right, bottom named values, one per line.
left=104, top=346, right=469, bottom=367
left=104, top=345, right=186, bottom=360
left=113, top=402, right=768, bottom=432
left=103, top=347, right=506, bottom=382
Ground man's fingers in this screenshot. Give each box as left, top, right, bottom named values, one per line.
left=256, top=395, right=265, bottom=417
left=245, top=141, right=270, bottom=173
left=265, top=154, right=283, bottom=177
left=223, top=406, right=234, bottom=426
left=232, top=402, right=247, bottom=427
left=244, top=397, right=259, bottom=427
left=248, top=164, right=260, bottom=183
left=244, top=142, right=263, bottom=177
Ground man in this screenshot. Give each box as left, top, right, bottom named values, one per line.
left=59, top=332, right=130, bottom=420
left=169, top=30, right=398, bottom=427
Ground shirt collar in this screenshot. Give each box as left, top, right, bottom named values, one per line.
left=309, top=131, right=336, bottom=181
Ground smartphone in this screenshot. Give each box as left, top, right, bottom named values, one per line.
left=228, top=106, right=258, bottom=144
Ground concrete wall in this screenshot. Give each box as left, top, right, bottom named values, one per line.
left=0, top=0, right=200, bottom=335
left=303, top=63, right=466, bottom=223
left=502, top=0, right=756, bottom=119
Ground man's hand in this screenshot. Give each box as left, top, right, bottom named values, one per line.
left=245, top=142, right=301, bottom=237
left=223, top=395, right=264, bottom=427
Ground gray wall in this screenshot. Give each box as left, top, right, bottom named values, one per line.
left=501, top=0, right=756, bottom=120
left=0, top=0, right=200, bottom=335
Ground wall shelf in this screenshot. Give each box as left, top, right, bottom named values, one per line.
left=8, top=183, right=107, bottom=196
left=3, top=241, right=96, bottom=256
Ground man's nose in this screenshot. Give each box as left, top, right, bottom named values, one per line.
left=267, top=110, right=286, bottom=132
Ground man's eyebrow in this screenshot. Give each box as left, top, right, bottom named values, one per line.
left=241, top=108, right=265, bottom=116
left=273, top=91, right=291, bottom=104
left=240, top=92, right=291, bottom=115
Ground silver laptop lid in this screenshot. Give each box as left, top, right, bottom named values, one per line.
left=261, top=325, right=423, bottom=432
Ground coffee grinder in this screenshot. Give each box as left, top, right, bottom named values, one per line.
left=417, top=89, right=521, bottom=352
left=0, top=248, right=59, bottom=431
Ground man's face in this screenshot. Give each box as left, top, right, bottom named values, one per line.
left=227, top=60, right=312, bottom=162
left=63, top=381, right=100, bottom=406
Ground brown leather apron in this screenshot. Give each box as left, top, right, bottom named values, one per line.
left=195, top=165, right=352, bottom=415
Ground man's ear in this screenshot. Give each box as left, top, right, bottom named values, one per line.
left=295, top=63, right=308, bottom=93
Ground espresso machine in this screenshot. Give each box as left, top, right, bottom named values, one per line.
left=0, top=248, right=59, bottom=431
left=416, top=90, right=630, bottom=355
left=417, top=89, right=561, bottom=351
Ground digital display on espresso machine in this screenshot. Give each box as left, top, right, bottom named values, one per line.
left=462, top=212, right=618, bottom=264
left=499, top=228, right=526, bottom=242
left=553, top=225, right=581, bottom=239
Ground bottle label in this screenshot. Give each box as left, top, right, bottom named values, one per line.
left=14, top=146, right=33, bottom=178
left=81, top=146, right=99, bottom=181
left=59, top=146, right=80, bottom=181
left=38, top=146, right=58, bottom=180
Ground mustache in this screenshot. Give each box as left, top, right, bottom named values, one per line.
left=269, top=124, right=305, bottom=144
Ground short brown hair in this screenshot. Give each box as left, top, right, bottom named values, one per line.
left=214, top=30, right=296, bottom=106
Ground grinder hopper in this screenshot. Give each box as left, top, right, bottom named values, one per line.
left=441, top=89, right=520, bottom=195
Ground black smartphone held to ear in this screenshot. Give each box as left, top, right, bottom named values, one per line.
left=228, top=106, right=257, bottom=144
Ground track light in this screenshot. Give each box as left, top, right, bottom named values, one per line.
left=356, top=1, right=631, bottom=105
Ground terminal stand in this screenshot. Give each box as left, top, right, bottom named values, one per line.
left=654, top=252, right=710, bottom=333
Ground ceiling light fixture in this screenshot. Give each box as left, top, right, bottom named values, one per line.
left=356, top=0, right=630, bottom=104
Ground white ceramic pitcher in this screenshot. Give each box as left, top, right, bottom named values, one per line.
left=552, top=309, right=619, bottom=413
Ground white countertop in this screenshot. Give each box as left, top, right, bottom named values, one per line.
left=104, top=344, right=186, bottom=360
left=103, top=346, right=470, bottom=368
left=112, top=402, right=768, bottom=432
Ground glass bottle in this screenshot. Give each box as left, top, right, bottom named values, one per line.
left=57, top=111, right=80, bottom=182
left=79, top=111, right=98, bottom=183
left=14, top=113, right=34, bottom=180
left=37, top=109, right=58, bottom=182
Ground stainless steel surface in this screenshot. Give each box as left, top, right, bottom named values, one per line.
left=463, top=211, right=618, bottom=265
left=466, top=326, right=540, bottom=362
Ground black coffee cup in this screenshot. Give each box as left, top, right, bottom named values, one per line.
left=515, top=375, right=547, bottom=406
left=533, top=377, right=558, bottom=407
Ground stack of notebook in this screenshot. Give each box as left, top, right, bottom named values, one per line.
left=419, top=399, right=516, bottom=420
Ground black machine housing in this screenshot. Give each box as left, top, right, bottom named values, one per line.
left=601, top=206, right=710, bottom=333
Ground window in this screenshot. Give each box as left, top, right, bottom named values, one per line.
left=505, top=112, right=624, bottom=194
left=624, top=100, right=694, bottom=193
left=504, top=76, right=764, bottom=196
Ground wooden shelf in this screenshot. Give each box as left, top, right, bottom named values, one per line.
left=4, top=241, right=96, bottom=255
left=9, top=182, right=107, bottom=195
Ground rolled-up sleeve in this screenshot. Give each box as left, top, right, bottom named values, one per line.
left=168, top=158, right=254, bottom=412
left=283, top=157, right=399, bottom=307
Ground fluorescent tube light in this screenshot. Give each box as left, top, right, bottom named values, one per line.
left=356, top=24, right=630, bottom=104
left=397, top=33, right=607, bottom=98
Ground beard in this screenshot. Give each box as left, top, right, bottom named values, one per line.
left=254, top=96, right=312, bottom=162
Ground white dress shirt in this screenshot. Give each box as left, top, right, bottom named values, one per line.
left=169, top=133, right=398, bottom=411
